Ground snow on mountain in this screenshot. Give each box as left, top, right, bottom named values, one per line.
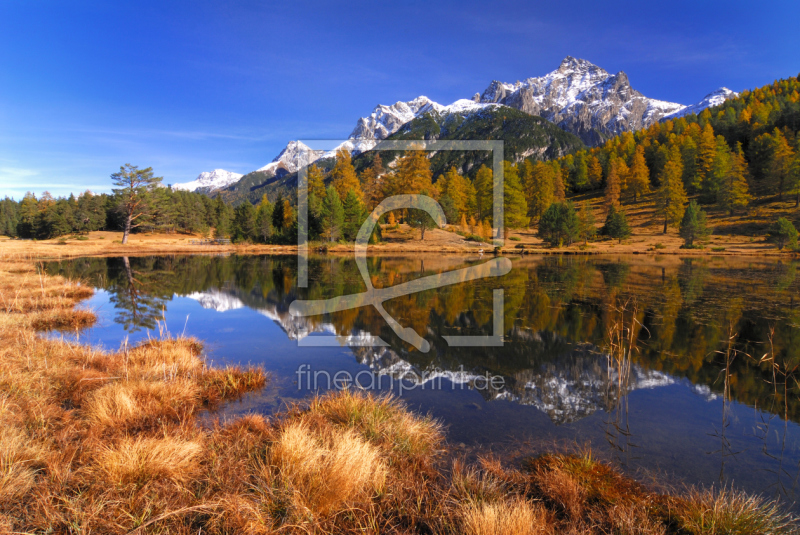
left=185, top=290, right=244, bottom=312
left=349, top=96, right=493, bottom=142
left=353, top=342, right=677, bottom=425
left=662, top=87, right=738, bottom=120
left=254, top=97, right=495, bottom=176
left=477, top=56, right=687, bottom=145
left=172, top=169, right=243, bottom=193
left=239, top=56, right=735, bottom=186
left=254, top=140, right=326, bottom=177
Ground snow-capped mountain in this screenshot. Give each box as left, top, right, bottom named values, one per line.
left=349, top=96, right=495, bottom=142
left=476, top=56, right=692, bottom=145
left=253, top=97, right=495, bottom=177
left=173, top=169, right=243, bottom=193
left=212, top=56, right=738, bottom=192
left=185, top=290, right=244, bottom=312
left=352, top=342, right=677, bottom=425
left=254, top=141, right=325, bottom=178
left=663, top=87, right=738, bottom=120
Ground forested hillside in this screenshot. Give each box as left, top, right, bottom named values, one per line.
left=549, top=74, right=800, bottom=207
left=215, top=107, right=585, bottom=207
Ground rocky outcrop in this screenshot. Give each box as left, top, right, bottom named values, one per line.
left=478, top=56, right=688, bottom=145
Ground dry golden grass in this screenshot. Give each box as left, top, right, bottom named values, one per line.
left=307, top=389, right=443, bottom=460
left=675, top=487, right=799, bottom=535
left=85, top=379, right=200, bottom=430
left=92, top=436, right=203, bottom=486
left=0, top=426, right=44, bottom=501
left=461, top=497, right=550, bottom=535
left=271, top=422, right=387, bottom=516
left=0, top=257, right=796, bottom=534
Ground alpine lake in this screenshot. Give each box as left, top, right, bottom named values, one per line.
left=44, top=253, right=800, bottom=511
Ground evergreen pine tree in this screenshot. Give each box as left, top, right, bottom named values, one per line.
left=232, top=202, right=257, bottom=243
left=602, top=205, right=631, bottom=244
left=769, top=217, right=798, bottom=250
left=538, top=202, right=579, bottom=247
left=255, top=195, right=274, bottom=243
left=17, top=192, right=38, bottom=239
left=679, top=200, right=710, bottom=247
left=110, top=164, right=163, bottom=244
left=320, top=186, right=344, bottom=242
left=679, top=135, right=700, bottom=193
left=342, top=189, right=365, bottom=241
left=438, top=194, right=458, bottom=225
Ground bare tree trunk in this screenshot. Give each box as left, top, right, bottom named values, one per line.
left=663, top=217, right=668, bottom=234
left=122, top=213, right=132, bottom=244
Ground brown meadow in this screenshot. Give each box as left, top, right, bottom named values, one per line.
left=0, top=258, right=796, bottom=534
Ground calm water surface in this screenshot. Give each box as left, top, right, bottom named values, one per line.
left=46, top=254, right=800, bottom=509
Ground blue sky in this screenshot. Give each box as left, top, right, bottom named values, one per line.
left=1, top=0, right=798, bottom=198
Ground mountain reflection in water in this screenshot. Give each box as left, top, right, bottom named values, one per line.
left=45, top=254, right=800, bottom=507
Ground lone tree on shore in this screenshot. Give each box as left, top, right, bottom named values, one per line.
left=602, top=205, right=631, bottom=244
left=769, top=217, right=798, bottom=250
left=679, top=200, right=710, bottom=247
left=111, top=164, right=163, bottom=244
left=538, top=201, right=579, bottom=247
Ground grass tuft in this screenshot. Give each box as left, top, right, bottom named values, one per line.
left=92, top=436, right=203, bottom=487
left=461, top=497, right=550, bottom=535
left=676, top=487, right=799, bottom=535
left=271, top=422, right=387, bottom=517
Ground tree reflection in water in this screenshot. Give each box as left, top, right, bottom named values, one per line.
left=45, top=254, right=800, bottom=500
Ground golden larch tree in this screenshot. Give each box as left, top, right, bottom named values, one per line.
left=330, top=148, right=363, bottom=202
left=656, top=146, right=688, bottom=234
left=626, top=145, right=650, bottom=203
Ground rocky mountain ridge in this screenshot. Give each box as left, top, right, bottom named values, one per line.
left=184, top=57, right=737, bottom=193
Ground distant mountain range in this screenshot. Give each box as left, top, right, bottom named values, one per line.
left=174, top=56, right=737, bottom=195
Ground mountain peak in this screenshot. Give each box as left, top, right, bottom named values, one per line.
left=558, top=55, right=586, bottom=68
left=172, top=169, right=243, bottom=192
left=477, top=57, right=680, bottom=144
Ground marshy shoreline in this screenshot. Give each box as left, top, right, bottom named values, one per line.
left=0, top=257, right=797, bottom=534
left=1, top=227, right=798, bottom=261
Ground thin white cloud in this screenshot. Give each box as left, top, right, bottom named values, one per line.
left=0, top=167, right=38, bottom=179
